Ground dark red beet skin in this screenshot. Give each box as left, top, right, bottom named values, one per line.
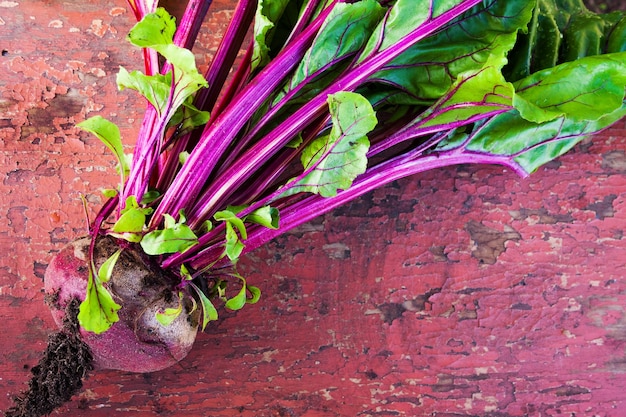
left=44, top=237, right=199, bottom=373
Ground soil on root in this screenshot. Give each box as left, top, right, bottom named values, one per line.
left=4, top=299, right=93, bottom=417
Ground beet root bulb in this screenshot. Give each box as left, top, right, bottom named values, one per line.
left=44, top=236, right=199, bottom=373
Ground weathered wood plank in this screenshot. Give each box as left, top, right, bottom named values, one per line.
left=1, top=1, right=626, bottom=416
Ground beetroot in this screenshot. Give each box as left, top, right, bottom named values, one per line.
left=44, top=236, right=199, bottom=373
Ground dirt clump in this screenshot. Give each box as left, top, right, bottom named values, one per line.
left=4, top=299, right=93, bottom=417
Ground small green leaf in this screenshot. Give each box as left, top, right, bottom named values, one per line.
left=141, top=224, right=198, bottom=255
left=179, top=151, right=190, bottom=165
left=168, top=102, right=210, bottom=136
left=247, top=285, right=261, bottom=305
left=180, top=264, right=193, bottom=281
left=190, top=282, right=218, bottom=331
left=117, top=67, right=172, bottom=116
left=223, top=222, right=245, bottom=262
left=127, top=7, right=176, bottom=47
left=101, top=188, right=118, bottom=198
left=112, top=196, right=151, bottom=234
left=225, top=278, right=247, bottom=311
left=155, top=292, right=184, bottom=326
left=78, top=269, right=121, bottom=334
left=140, top=190, right=160, bottom=205
left=214, top=210, right=247, bottom=239
left=98, top=250, right=122, bottom=283
left=245, top=206, right=279, bottom=229
left=77, top=116, right=129, bottom=185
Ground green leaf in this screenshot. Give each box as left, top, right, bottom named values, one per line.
left=247, top=285, right=261, bottom=305
left=442, top=103, right=626, bottom=175
left=189, top=282, right=218, bottom=331
left=155, top=292, right=184, bottom=326
left=168, top=101, right=210, bottom=137
left=362, top=0, right=534, bottom=104
left=513, top=52, right=626, bottom=123
left=101, top=188, right=118, bottom=198
left=78, top=269, right=121, bottom=334
left=111, top=196, right=152, bottom=240
left=140, top=190, right=160, bottom=205
left=125, top=8, right=208, bottom=118
left=98, top=250, right=122, bottom=283
left=140, top=214, right=199, bottom=255
left=214, top=209, right=248, bottom=239
left=276, top=0, right=384, bottom=105
left=505, top=0, right=626, bottom=80
left=76, top=116, right=129, bottom=184
left=406, top=66, right=514, bottom=133
left=251, top=0, right=291, bottom=71
left=117, top=67, right=172, bottom=116
left=127, top=7, right=176, bottom=47
left=282, top=91, right=376, bottom=197
left=224, top=275, right=247, bottom=311
left=223, top=222, right=245, bottom=262
left=246, top=206, right=280, bottom=229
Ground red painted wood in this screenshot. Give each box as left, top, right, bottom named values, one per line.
left=2, top=1, right=626, bottom=416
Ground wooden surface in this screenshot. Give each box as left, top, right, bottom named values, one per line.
left=2, top=1, right=626, bottom=416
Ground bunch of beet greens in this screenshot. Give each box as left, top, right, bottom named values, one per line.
left=6, top=0, right=626, bottom=415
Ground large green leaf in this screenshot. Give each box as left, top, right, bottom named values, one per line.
left=513, top=52, right=626, bottom=123
left=363, top=0, right=534, bottom=104
left=441, top=103, right=626, bottom=174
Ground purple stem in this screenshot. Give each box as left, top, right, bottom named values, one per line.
left=224, top=149, right=526, bottom=265
left=184, top=0, right=485, bottom=228
left=150, top=1, right=340, bottom=227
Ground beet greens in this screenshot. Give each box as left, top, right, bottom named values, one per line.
left=77, top=0, right=626, bottom=333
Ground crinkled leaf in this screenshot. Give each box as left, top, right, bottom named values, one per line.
left=76, top=116, right=129, bottom=184
left=362, top=0, right=534, bottom=104
left=513, top=52, right=626, bottom=123
left=505, top=0, right=626, bottom=80
left=78, top=269, right=121, bottom=334
left=282, top=91, right=376, bottom=197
